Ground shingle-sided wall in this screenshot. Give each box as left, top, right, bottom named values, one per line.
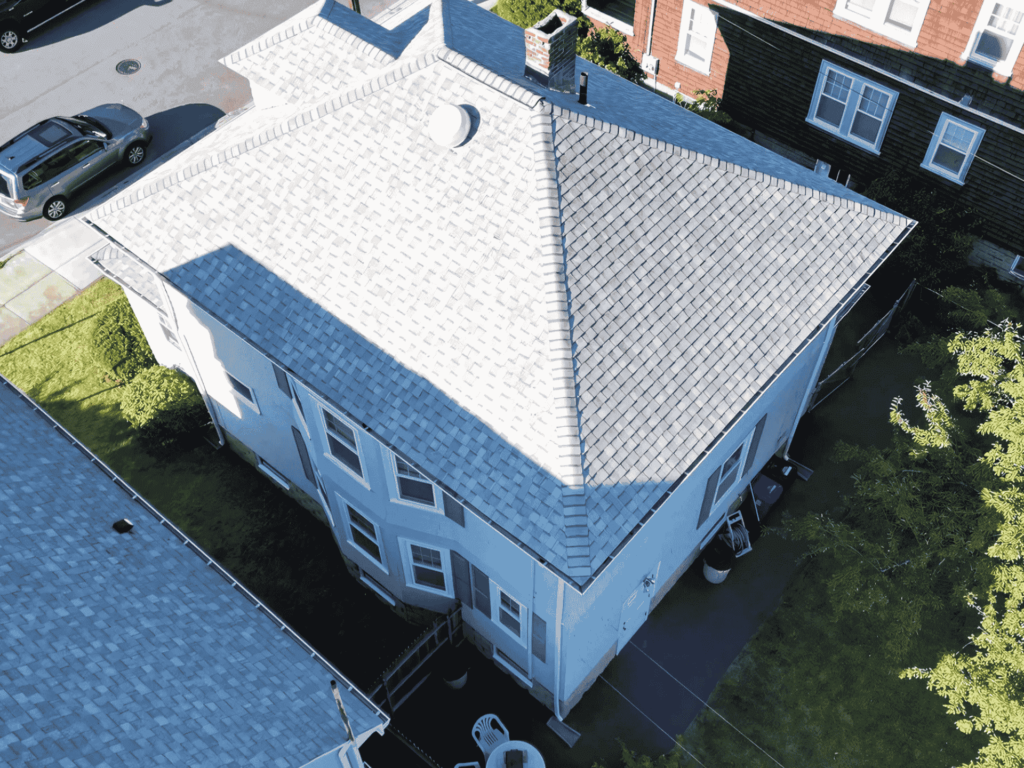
left=714, top=6, right=1024, bottom=255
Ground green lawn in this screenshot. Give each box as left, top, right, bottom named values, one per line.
left=673, top=555, right=983, bottom=768
left=0, top=279, right=415, bottom=687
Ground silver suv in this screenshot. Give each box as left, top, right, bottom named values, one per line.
left=0, top=104, right=152, bottom=221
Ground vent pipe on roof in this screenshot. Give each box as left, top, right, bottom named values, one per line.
left=525, top=10, right=578, bottom=93
left=579, top=72, right=588, bottom=105
left=112, top=519, right=134, bottom=534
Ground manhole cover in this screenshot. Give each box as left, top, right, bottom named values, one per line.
left=115, top=59, right=141, bottom=75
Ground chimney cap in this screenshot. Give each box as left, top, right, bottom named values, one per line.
left=428, top=104, right=472, bottom=148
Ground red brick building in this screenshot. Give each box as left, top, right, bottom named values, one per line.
left=582, top=0, right=1024, bottom=276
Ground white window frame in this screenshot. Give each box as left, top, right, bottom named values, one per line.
left=676, top=0, right=717, bottom=74
left=582, top=0, right=634, bottom=35
left=387, top=451, right=439, bottom=510
left=806, top=61, right=899, bottom=154
left=341, top=497, right=388, bottom=573
left=491, top=583, right=528, bottom=645
left=320, top=408, right=365, bottom=483
left=921, top=113, right=985, bottom=185
left=1010, top=255, right=1024, bottom=281
left=714, top=430, right=757, bottom=505
left=832, top=0, right=930, bottom=47
left=399, top=539, right=453, bottom=597
left=158, top=315, right=180, bottom=349
left=962, top=0, right=1024, bottom=76
left=256, top=458, right=290, bottom=490
left=226, top=372, right=260, bottom=413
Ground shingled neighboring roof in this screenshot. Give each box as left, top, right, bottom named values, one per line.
left=89, top=0, right=912, bottom=586
left=0, top=378, right=387, bottom=767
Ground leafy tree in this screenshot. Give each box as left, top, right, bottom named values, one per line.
left=120, top=365, right=209, bottom=450
left=864, top=170, right=982, bottom=292
left=898, top=323, right=1024, bottom=768
left=492, top=0, right=645, bottom=84
left=91, top=295, right=156, bottom=383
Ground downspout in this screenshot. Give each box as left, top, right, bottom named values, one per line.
left=645, top=0, right=657, bottom=56
left=553, top=578, right=566, bottom=720
left=528, top=558, right=535, bottom=681
left=784, top=314, right=837, bottom=456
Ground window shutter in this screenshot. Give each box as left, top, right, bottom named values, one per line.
left=450, top=551, right=472, bottom=606
left=272, top=363, right=291, bottom=396
left=697, top=467, right=720, bottom=528
left=443, top=493, right=465, bottom=526
left=471, top=565, right=491, bottom=616
left=531, top=613, right=547, bottom=663
left=743, top=414, right=768, bottom=476
left=291, top=427, right=315, bottom=482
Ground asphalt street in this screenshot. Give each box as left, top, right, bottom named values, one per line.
left=0, top=0, right=339, bottom=254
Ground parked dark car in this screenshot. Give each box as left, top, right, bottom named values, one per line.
left=0, top=105, right=152, bottom=221
left=1, top=0, right=90, bottom=52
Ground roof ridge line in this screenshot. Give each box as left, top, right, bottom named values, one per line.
left=309, top=7, right=398, bottom=64
left=437, top=47, right=545, bottom=109
left=90, top=52, right=440, bottom=219
left=219, top=3, right=320, bottom=68
left=530, top=105, right=592, bottom=584
left=548, top=104, right=912, bottom=226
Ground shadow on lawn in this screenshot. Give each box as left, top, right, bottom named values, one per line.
left=51, top=386, right=417, bottom=689
left=0, top=314, right=99, bottom=358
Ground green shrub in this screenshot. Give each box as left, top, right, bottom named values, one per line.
left=91, top=296, right=156, bottom=382
left=492, top=0, right=645, bottom=85
left=864, top=170, right=982, bottom=292
left=120, top=366, right=209, bottom=449
left=676, top=88, right=733, bottom=125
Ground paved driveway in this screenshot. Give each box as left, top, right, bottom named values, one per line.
left=0, top=0, right=326, bottom=254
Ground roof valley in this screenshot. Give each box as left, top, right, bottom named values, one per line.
left=530, top=106, right=592, bottom=582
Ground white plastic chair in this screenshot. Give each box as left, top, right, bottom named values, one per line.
left=472, top=714, right=510, bottom=758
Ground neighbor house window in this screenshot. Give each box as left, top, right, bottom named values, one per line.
left=715, top=443, right=745, bottom=502
left=393, top=454, right=435, bottom=506
left=676, top=0, right=717, bottom=74
left=833, top=0, right=930, bottom=46
left=401, top=540, right=451, bottom=595
left=1010, top=255, right=1024, bottom=281
left=344, top=502, right=386, bottom=570
left=583, top=0, right=635, bottom=33
left=495, top=586, right=527, bottom=643
left=806, top=61, right=898, bottom=153
left=963, top=1, right=1024, bottom=75
left=921, top=113, right=985, bottom=184
left=227, top=373, right=259, bottom=412
left=323, top=409, right=363, bottom=477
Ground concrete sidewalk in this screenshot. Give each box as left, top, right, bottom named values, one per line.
left=0, top=220, right=108, bottom=346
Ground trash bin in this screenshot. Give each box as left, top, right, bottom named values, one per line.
left=703, top=536, right=736, bottom=584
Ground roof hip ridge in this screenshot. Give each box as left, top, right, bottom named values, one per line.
left=309, top=3, right=399, bottom=64
left=90, top=52, right=440, bottom=219
left=548, top=104, right=912, bottom=225
left=437, top=47, right=546, bottom=108
left=530, top=107, right=592, bottom=584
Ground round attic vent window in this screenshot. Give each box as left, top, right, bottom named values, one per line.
left=428, top=104, right=471, bottom=148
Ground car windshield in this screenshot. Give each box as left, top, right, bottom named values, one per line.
left=0, top=173, right=11, bottom=199
left=64, top=116, right=111, bottom=140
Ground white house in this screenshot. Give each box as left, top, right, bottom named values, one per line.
left=85, top=0, right=913, bottom=716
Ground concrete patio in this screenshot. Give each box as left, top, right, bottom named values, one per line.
left=360, top=328, right=923, bottom=768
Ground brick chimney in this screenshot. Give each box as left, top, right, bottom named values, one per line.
left=524, top=10, right=577, bottom=93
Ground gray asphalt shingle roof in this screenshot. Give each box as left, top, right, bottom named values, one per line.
left=89, top=0, right=912, bottom=586
left=0, top=379, right=387, bottom=767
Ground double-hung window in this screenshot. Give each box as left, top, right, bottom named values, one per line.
left=495, top=587, right=527, bottom=643
left=921, top=113, right=985, bottom=184
left=401, top=540, right=451, bottom=595
left=833, top=0, right=930, bottom=46
left=583, top=0, right=635, bottom=34
left=393, top=455, right=435, bottom=506
left=696, top=414, right=768, bottom=529
left=676, top=1, right=717, bottom=74
left=806, top=62, right=898, bottom=153
left=323, top=409, right=363, bottom=477
left=344, top=502, right=386, bottom=570
left=964, top=1, right=1024, bottom=76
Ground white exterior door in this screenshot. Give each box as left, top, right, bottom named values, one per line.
left=616, top=564, right=660, bottom=653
